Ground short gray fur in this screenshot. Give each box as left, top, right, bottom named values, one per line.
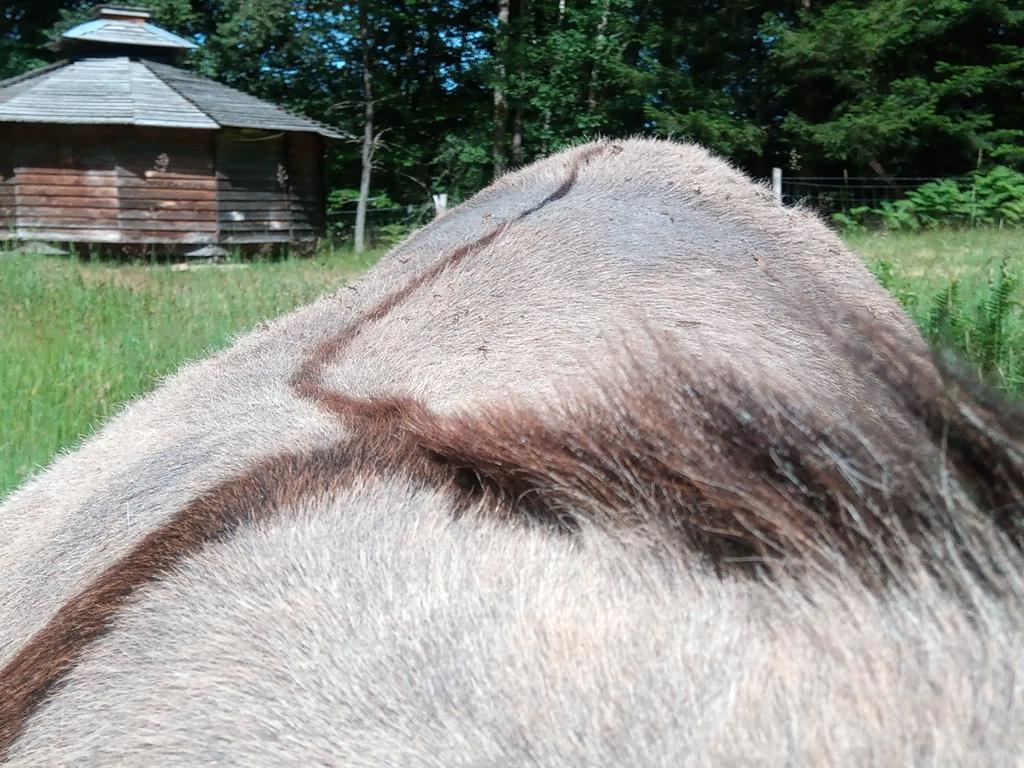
left=2, top=140, right=1021, bottom=766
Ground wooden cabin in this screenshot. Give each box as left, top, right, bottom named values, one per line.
left=0, top=6, right=341, bottom=252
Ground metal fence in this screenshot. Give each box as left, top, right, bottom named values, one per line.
left=326, top=204, right=434, bottom=247
left=776, top=174, right=971, bottom=216
left=327, top=173, right=971, bottom=243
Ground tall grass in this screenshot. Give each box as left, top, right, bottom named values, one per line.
left=0, top=249, right=380, bottom=495
left=1, top=229, right=1021, bottom=498
left=849, top=229, right=1024, bottom=393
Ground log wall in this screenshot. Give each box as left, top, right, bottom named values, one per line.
left=0, top=147, right=13, bottom=238
left=216, top=129, right=323, bottom=244
left=288, top=132, right=326, bottom=235
left=0, top=124, right=327, bottom=247
left=1, top=125, right=218, bottom=244
left=117, top=129, right=218, bottom=243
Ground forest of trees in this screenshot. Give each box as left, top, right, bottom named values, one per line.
left=2, top=0, right=1022, bottom=209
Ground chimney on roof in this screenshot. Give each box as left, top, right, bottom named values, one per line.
left=93, top=6, right=153, bottom=23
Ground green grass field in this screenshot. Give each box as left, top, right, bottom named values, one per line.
left=1, top=229, right=1022, bottom=498
left=0, top=248, right=382, bottom=496
left=849, top=229, right=1023, bottom=392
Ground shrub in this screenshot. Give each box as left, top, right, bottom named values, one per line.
left=869, top=258, right=919, bottom=310
left=832, top=167, right=1024, bottom=232
left=970, top=166, right=1024, bottom=227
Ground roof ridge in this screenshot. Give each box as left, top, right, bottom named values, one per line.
left=0, top=60, right=71, bottom=92
left=144, top=59, right=344, bottom=139
left=137, top=58, right=217, bottom=127
left=139, top=21, right=198, bottom=50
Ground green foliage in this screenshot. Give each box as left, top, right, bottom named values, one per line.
left=860, top=231, right=1024, bottom=393
left=833, top=166, right=1024, bottom=232
left=0, top=0, right=64, bottom=78
left=432, top=134, right=493, bottom=202
left=502, top=0, right=778, bottom=168
left=374, top=221, right=414, bottom=247
left=874, top=199, right=922, bottom=231
left=977, top=260, right=1020, bottom=376
left=2, top=1, right=1022, bottom=229
left=327, top=189, right=398, bottom=214
left=831, top=212, right=861, bottom=234
left=870, top=257, right=920, bottom=310
left=922, top=262, right=1021, bottom=383
left=0, top=247, right=384, bottom=497
left=970, top=166, right=1024, bottom=226
left=327, top=188, right=362, bottom=213
left=925, top=278, right=965, bottom=343
left=904, top=180, right=971, bottom=228
left=766, top=0, right=1024, bottom=176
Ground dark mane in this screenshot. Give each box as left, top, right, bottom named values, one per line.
left=405, top=321, right=1024, bottom=575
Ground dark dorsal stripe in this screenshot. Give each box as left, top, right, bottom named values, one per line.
left=8, top=140, right=1021, bottom=758
left=0, top=437, right=469, bottom=757
left=0, top=145, right=606, bottom=756
left=291, top=142, right=609, bottom=422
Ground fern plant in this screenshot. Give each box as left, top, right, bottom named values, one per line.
left=975, top=260, right=1020, bottom=377
left=832, top=167, right=1024, bottom=232
left=921, top=261, right=1022, bottom=389
left=905, top=180, right=972, bottom=228
left=870, top=258, right=919, bottom=310
left=969, top=167, right=1024, bottom=227
left=832, top=206, right=873, bottom=233
left=925, top=279, right=966, bottom=346
left=874, top=199, right=920, bottom=231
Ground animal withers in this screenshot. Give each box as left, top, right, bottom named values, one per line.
left=2, top=140, right=1022, bottom=765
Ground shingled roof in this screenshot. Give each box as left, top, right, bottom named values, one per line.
left=0, top=58, right=343, bottom=137
left=57, top=10, right=198, bottom=52
left=0, top=58, right=216, bottom=128
left=0, top=6, right=342, bottom=138
left=144, top=61, right=344, bottom=137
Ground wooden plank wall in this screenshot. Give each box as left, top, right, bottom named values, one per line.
left=3, top=124, right=325, bottom=246
left=288, top=133, right=326, bottom=235
left=217, top=130, right=323, bottom=244
left=116, top=128, right=217, bottom=244
left=0, top=130, right=13, bottom=239
left=6, top=125, right=217, bottom=244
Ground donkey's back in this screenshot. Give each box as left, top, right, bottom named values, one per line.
left=2, top=139, right=1022, bottom=766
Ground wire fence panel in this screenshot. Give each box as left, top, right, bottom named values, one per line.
left=326, top=204, right=434, bottom=247
left=780, top=176, right=971, bottom=216
left=327, top=179, right=969, bottom=245
left=326, top=175, right=981, bottom=243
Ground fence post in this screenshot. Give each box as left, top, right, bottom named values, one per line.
left=432, top=193, right=448, bottom=218
left=772, top=167, right=783, bottom=205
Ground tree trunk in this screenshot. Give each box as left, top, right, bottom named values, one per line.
left=511, top=106, right=524, bottom=166
left=587, top=0, right=611, bottom=113
left=542, top=0, right=564, bottom=155
left=492, top=0, right=510, bottom=178
left=354, top=0, right=374, bottom=254
left=509, top=0, right=527, bottom=166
